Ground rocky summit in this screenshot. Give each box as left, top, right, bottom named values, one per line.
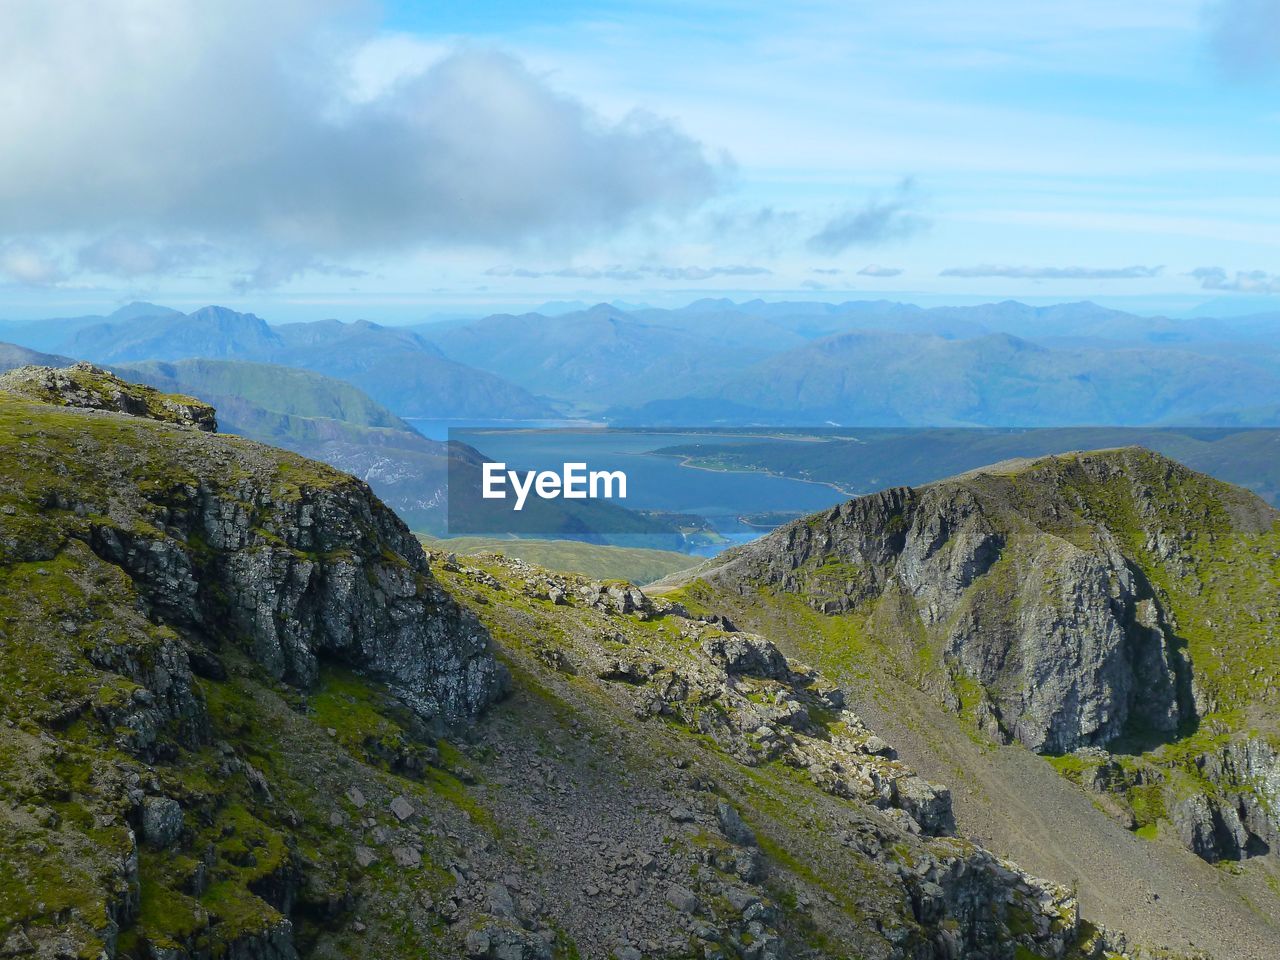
left=0, top=371, right=1271, bottom=960
left=0, top=361, right=219, bottom=432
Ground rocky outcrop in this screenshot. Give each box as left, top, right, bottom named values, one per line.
left=1168, top=737, right=1280, bottom=862
left=0, top=361, right=217, bottom=430
left=87, top=475, right=507, bottom=725
left=599, top=617, right=957, bottom=836
left=0, top=378, right=512, bottom=960
left=695, top=449, right=1276, bottom=755
left=2, top=379, right=507, bottom=728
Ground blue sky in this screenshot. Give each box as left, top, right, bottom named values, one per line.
left=0, top=0, right=1277, bottom=321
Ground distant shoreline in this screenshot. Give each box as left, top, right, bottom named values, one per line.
left=652, top=450, right=858, bottom=498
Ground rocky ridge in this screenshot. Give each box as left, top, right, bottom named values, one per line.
left=675, top=448, right=1280, bottom=866
left=0, top=373, right=506, bottom=957
left=0, top=361, right=218, bottom=431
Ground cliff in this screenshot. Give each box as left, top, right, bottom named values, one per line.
left=682, top=448, right=1280, bottom=868
left=0, top=370, right=506, bottom=958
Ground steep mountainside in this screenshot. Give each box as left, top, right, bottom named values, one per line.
left=1, top=371, right=1167, bottom=960
left=670, top=450, right=1280, bottom=892
left=0, top=370, right=508, bottom=959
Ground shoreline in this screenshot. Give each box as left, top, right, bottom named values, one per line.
left=653, top=451, right=859, bottom=498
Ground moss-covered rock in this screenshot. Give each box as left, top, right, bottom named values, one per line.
left=0, top=361, right=218, bottom=431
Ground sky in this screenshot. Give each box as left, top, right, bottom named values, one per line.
left=0, top=0, right=1278, bottom=322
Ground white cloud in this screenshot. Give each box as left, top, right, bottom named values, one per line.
left=484, top=263, right=770, bottom=282
left=76, top=235, right=215, bottom=278
left=857, top=264, right=903, bottom=277
left=939, top=264, right=1163, bottom=279
left=1190, top=265, right=1280, bottom=292
left=0, top=2, right=723, bottom=274
left=0, top=242, right=65, bottom=286
left=807, top=179, right=927, bottom=254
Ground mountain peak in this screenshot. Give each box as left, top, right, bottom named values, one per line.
left=694, top=446, right=1276, bottom=755
left=106, top=300, right=182, bottom=322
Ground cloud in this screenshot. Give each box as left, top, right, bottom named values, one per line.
left=806, top=179, right=927, bottom=255
left=76, top=235, right=215, bottom=277
left=484, top=264, right=770, bottom=282
left=1190, top=266, right=1280, bottom=292
left=0, top=242, right=65, bottom=286
left=231, top=253, right=368, bottom=293
left=811, top=268, right=843, bottom=275
left=801, top=279, right=827, bottom=290
left=0, top=2, right=724, bottom=268
left=651, top=265, right=770, bottom=281
left=1206, top=0, right=1280, bottom=77
left=705, top=206, right=800, bottom=236
left=939, top=264, right=1164, bottom=279
left=857, top=264, right=903, bottom=277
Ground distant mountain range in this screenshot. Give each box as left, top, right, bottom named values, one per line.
left=420, top=298, right=1280, bottom=425
left=0, top=341, right=72, bottom=373
left=5, top=296, right=1280, bottom=427
left=637, top=329, right=1280, bottom=426
left=7, top=302, right=556, bottom=420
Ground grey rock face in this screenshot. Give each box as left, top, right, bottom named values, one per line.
left=86, top=626, right=208, bottom=756
left=390, top=796, right=415, bottom=821
left=715, top=801, right=757, bottom=847
left=464, top=921, right=552, bottom=960
left=1171, top=737, right=1280, bottom=861
left=1170, top=793, right=1249, bottom=863
left=702, top=450, right=1209, bottom=754
left=88, top=471, right=508, bottom=727
left=700, top=634, right=790, bottom=680
left=140, top=796, right=184, bottom=848
left=665, top=884, right=700, bottom=914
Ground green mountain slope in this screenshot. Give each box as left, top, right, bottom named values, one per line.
left=662, top=448, right=1280, bottom=948
left=0, top=371, right=1170, bottom=960
left=418, top=534, right=696, bottom=584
